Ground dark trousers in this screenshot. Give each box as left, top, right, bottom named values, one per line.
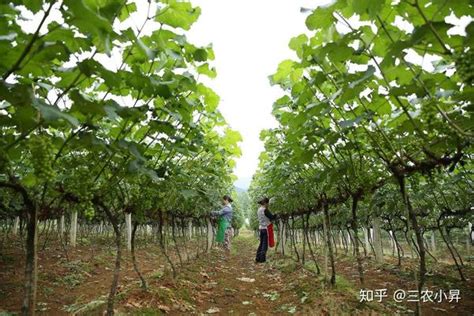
left=256, top=229, right=268, bottom=262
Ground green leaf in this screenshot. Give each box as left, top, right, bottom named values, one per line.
left=390, top=84, right=426, bottom=98
left=197, top=84, right=220, bottom=112
left=372, top=98, right=392, bottom=116
left=305, top=6, right=335, bottom=31
left=289, top=34, right=308, bottom=57
left=289, top=34, right=308, bottom=51
left=197, top=63, right=217, bottom=78
left=156, top=0, right=201, bottom=31
left=193, top=48, right=208, bottom=62
left=339, top=87, right=358, bottom=103
left=351, top=0, right=385, bottom=18
left=22, top=173, right=37, bottom=187
left=23, top=0, right=43, bottom=13
left=323, top=42, right=354, bottom=63
left=63, top=0, right=114, bottom=55
left=149, top=120, right=176, bottom=136
left=464, top=21, right=474, bottom=48
left=349, top=66, right=376, bottom=88
left=11, top=106, right=38, bottom=132
left=32, top=99, right=79, bottom=127
left=137, top=37, right=156, bottom=60
left=272, top=60, right=295, bottom=84
left=118, top=2, right=137, bottom=22
left=306, top=102, right=330, bottom=116
left=70, top=90, right=106, bottom=118
left=0, top=81, right=34, bottom=106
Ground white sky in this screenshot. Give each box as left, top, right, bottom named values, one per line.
left=187, top=0, right=332, bottom=189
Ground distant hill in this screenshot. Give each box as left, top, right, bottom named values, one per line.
left=234, top=176, right=251, bottom=190
left=234, top=186, right=247, bottom=193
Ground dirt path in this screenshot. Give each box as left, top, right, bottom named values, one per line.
left=119, top=231, right=371, bottom=315
left=186, top=233, right=298, bottom=314
left=118, top=232, right=474, bottom=315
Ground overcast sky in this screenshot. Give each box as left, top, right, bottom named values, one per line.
left=187, top=0, right=333, bottom=189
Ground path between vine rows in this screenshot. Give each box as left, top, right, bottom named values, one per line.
left=118, top=231, right=369, bottom=315
left=117, top=231, right=474, bottom=315
left=2, top=230, right=473, bottom=315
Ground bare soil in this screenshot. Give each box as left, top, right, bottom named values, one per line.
left=1, top=231, right=473, bottom=315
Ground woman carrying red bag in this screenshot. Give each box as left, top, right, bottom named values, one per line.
left=255, top=197, right=277, bottom=263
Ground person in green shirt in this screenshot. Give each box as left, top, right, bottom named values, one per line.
left=210, top=195, right=234, bottom=251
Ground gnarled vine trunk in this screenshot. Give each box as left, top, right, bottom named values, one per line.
left=323, top=200, right=336, bottom=285
left=351, top=195, right=364, bottom=285
left=397, top=175, right=425, bottom=316
left=131, top=222, right=147, bottom=289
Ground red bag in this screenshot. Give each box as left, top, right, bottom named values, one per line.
left=267, top=223, right=275, bottom=248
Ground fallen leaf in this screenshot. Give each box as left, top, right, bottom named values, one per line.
left=263, top=291, right=280, bottom=301
left=206, top=307, right=220, bottom=314
left=125, top=301, right=142, bottom=308
left=237, top=277, right=255, bottom=283
left=158, top=304, right=170, bottom=312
